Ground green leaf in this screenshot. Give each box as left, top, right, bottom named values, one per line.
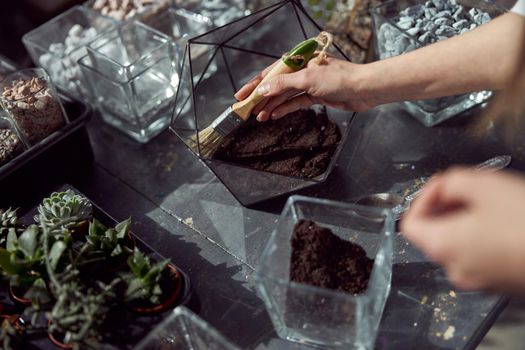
left=49, top=241, right=67, bottom=271
left=6, top=229, right=17, bottom=251
left=18, top=226, right=39, bottom=257
left=0, top=249, right=19, bottom=275
left=115, top=218, right=131, bottom=240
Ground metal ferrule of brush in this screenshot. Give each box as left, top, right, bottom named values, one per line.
left=211, top=106, right=244, bottom=137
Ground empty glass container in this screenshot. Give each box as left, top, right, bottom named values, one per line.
left=171, top=0, right=356, bottom=206
left=79, top=21, right=183, bottom=143
left=371, top=0, right=504, bottom=126
left=134, top=306, right=240, bottom=350
left=140, top=8, right=216, bottom=81
left=255, top=195, right=394, bottom=349
left=22, top=5, right=116, bottom=99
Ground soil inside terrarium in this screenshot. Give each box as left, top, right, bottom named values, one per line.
left=212, top=108, right=341, bottom=178
left=290, top=219, right=373, bottom=294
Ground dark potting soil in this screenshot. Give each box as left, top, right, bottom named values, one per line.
left=290, top=219, right=374, bottom=294
left=213, top=108, right=341, bottom=178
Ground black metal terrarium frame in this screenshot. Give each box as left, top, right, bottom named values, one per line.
left=170, top=0, right=357, bottom=206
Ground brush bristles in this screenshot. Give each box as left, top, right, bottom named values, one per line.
left=187, top=126, right=225, bottom=159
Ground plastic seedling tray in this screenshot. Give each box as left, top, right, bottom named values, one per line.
left=1, top=184, right=192, bottom=349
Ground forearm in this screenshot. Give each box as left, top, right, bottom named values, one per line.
left=356, top=12, right=525, bottom=105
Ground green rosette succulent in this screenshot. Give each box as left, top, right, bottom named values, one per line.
left=35, top=190, right=92, bottom=231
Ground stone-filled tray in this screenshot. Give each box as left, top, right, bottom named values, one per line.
left=0, top=184, right=192, bottom=349
left=0, top=59, right=93, bottom=207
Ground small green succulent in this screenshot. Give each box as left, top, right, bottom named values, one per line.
left=48, top=276, right=119, bottom=350
left=0, top=315, right=25, bottom=350
left=124, top=249, right=169, bottom=305
left=0, top=208, right=23, bottom=245
left=35, top=190, right=92, bottom=231
left=86, top=218, right=133, bottom=258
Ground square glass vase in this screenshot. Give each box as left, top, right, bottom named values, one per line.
left=22, top=5, right=116, bottom=99
left=79, top=21, right=183, bottom=143
left=255, top=195, right=394, bottom=349
left=134, top=306, right=240, bottom=350
left=140, top=8, right=217, bottom=82
left=371, top=0, right=504, bottom=127
left=170, top=0, right=355, bottom=206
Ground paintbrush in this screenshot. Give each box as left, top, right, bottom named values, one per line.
left=188, top=35, right=327, bottom=159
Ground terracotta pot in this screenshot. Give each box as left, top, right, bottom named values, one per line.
left=47, top=320, right=73, bottom=349
left=132, top=264, right=183, bottom=315
left=9, top=284, right=31, bottom=306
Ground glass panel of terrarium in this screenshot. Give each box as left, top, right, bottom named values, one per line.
left=191, top=49, right=235, bottom=135
left=220, top=46, right=276, bottom=93
left=188, top=42, right=218, bottom=85
left=188, top=0, right=287, bottom=47
left=170, top=45, right=198, bottom=148
left=205, top=158, right=317, bottom=206
left=225, top=1, right=309, bottom=59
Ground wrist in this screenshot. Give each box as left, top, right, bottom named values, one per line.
left=346, top=61, right=389, bottom=109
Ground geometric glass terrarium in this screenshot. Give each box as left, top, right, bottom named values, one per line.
left=255, top=196, right=394, bottom=349
left=171, top=0, right=356, bottom=206
left=371, top=0, right=504, bottom=127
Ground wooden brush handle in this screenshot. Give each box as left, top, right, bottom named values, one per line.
left=232, top=61, right=294, bottom=121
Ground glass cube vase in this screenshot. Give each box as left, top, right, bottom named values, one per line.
left=134, top=306, right=240, bottom=350
left=140, top=8, right=217, bottom=81
left=371, top=0, right=504, bottom=126
left=255, top=195, right=394, bottom=349
left=22, top=5, right=116, bottom=99
left=79, top=21, right=183, bottom=143
left=170, top=0, right=356, bottom=206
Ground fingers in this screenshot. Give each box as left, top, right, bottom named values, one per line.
left=269, top=94, right=317, bottom=120
left=234, top=60, right=280, bottom=101
left=255, top=89, right=302, bottom=121
left=256, top=70, right=310, bottom=98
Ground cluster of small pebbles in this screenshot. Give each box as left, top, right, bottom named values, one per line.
left=39, top=25, right=99, bottom=94
left=174, top=0, right=245, bottom=26
left=378, top=0, right=493, bottom=58
left=0, top=128, right=23, bottom=166
left=91, top=0, right=163, bottom=21
left=2, top=77, right=66, bottom=145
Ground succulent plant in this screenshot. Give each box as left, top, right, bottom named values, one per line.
left=85, top=218, right=133, bottom=258
left=124, top=249, right=170, bottom=305
left=48, top=275, right=120, bottom=350
left=0, top=315, right=25, bottom=350
left=35, top=190, right=92, bottom=231
left=0, top=225, right=45, bottom=286
left=0, top=208, right=23, bottom=245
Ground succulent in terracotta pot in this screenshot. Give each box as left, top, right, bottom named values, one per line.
left=124, top=249, right=182, bottom=314
left=47, top=273, right=120, bottom=349
left=0, top=314, right=25, bottom=350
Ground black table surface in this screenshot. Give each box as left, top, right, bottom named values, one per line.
left=39, top=100, right=520, bottom=350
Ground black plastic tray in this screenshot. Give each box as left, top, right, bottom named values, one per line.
left=0, top=58, right=94, bottom=208
left=1, top=184, right=192, bottom=349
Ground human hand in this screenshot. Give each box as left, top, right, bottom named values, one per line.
left=401, top=168, right=525, bottom=292
left=234, top=57, right=375, bottom=122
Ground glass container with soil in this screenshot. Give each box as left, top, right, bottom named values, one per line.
left=171, top=0, right=356, bottom=206
left=255, top=195, right=394, bottom=349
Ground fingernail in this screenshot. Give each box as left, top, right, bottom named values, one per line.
left=256, top=115, right=262, bottom=122
left=257, top=83, right=270, bottom=95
